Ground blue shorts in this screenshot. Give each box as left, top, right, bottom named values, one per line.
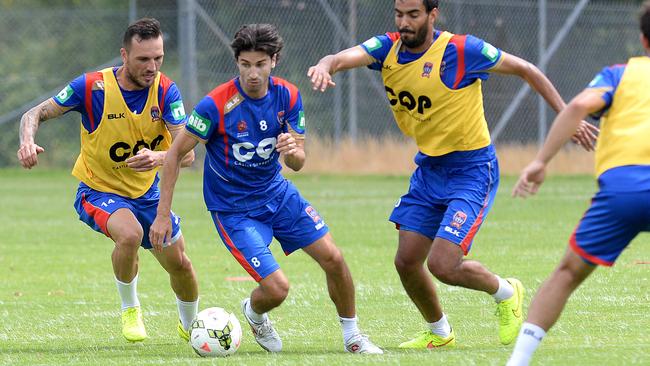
left=570, top=189, right=650, bottom=266
left=74, top=182, right=182, bottom=249
left=389, top=159, right=499, bottom=255
left=211, top=182, right=329, bottom=282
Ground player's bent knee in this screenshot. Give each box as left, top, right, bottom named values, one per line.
left=427, top=259, right=459, bottom=285
left=394, top=254, right=420, bottom=275
left=261, top=278, right=290, bottom=303
left=114, top=228, right=143, bottom=250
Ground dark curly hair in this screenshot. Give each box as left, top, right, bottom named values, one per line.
left=230, top=24, right=284, bottom=61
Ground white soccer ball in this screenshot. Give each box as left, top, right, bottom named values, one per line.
left=189, top=307, right=242, bottom=357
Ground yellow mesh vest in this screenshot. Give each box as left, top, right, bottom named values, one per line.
left=71, top=68, right=172, bottom=198
left=381, top=31, right=491, bottom=156
left=595, top=57, right=650, bottom=177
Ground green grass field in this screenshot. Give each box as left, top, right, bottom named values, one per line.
left=1, top=169, right=649, bottom=365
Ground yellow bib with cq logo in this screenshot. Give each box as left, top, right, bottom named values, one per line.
left=71, top=67, right=172, bottom=198
left=381, top=31, right=491, bottom=156
left=595, top=57, right=650, bottom=177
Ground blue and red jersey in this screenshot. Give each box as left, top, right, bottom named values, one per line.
left=586, top=64, right=627, bottom=119
left=361, top=30, right=503, bottom=90
left=586, top=61, right=650, bottom=192
left=52, top=67, right=187, bottom=132
left=185, top=76, right=305, bottom=212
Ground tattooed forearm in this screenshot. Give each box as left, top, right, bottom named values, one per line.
left=19, top=99, right=68, bottom=143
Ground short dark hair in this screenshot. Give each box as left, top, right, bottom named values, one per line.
left=395, top=0, right=439, bottom=12
left=230, top=24, right=284, bottom=60
left=641, top=2, right=650, bottom=41
left=122, top=17, right=162, bottom=49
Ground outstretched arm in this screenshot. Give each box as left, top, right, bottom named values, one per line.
left=17, top=98, right=70, bottom=169
left=492, top=52, right=599, bottom=151
left=308, top=46, right=374, bottom=92
left=512, top=89, right=606, bottom=198
left=149, top=132, right=198, bottom=252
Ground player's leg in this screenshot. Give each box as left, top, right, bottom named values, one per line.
left=389, top=168, right=455, bottom=349
left=137, top=196, right=199, bottom=342
left=149, top=235, right=199, bottom=341
left=106, top=208, right=149, bottom=342
left=507, top=250, right=595, bottom=366
left=272, top=183, right=382, bottom=353
left=508, top=189, right=644, bottom=366
left=211, top=210, right=283, bottom=352
left=74, top=185, right=147, bottom=342
left=301, top=233, right=383, bottom=354
left=426, top=158, right=523, bottom=345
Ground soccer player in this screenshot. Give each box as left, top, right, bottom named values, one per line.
left=16, top=18, right=199, bottom=343
left=308, top=0, right=597, bottom=348
left=508, top=3, right=650, bottom=365
left=150, top=23, right=382, bottom=354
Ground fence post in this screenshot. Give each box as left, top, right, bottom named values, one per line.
left=538, top=0, right=548, bottom=146
left=348, top=0, right=358, bottom=141
left=178, top=0, right=199, bottom=108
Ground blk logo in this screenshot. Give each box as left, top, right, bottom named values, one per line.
left=107, top=113, right=126, bottom=120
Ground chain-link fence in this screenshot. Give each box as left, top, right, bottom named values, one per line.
left=0, top=0, right=645, bottom=168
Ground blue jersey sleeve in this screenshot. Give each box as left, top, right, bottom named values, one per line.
left=360, top=33, right=397, bottom=71
left=53, top=74, right=85, bottom=113
left=465, top=35, right=502, bottom=74
left=185, top=96, right=219, bottom=142
left=286, top=91, right=305, bottom=136
left=162, top=82, right=187, bottom=125
left=586, top=64, right=625, bottom=119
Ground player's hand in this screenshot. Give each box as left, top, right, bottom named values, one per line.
left=276, top=133, right=298, bottom=156
left=17, top=142, right=45, bottom=169
left=149, top=213, right=172, bottom=253
left=512, top=160, right=547, bottom=198
left=307, top=64, right=336, bottom=92
left=570, top=120, right=599, bottom=152
left=126, top=148, right=164, bottom=172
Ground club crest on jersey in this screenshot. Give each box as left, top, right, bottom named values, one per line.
left=150, top=106, right=161, bottom=122
left=451, top=211, right=467, bottom=229
left=277, top=110, right=286, bottom=127
left=236, top=120, right=249, bottom=138
left=422, top=62, right=433, bottom=78
left=305, top=206, right=322, bottom=223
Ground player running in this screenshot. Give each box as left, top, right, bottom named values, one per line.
left=308, top=0, right=597, bottom=348
left=17, top=18, right=199, bottom=343
left=149, top=23, right=382, bottom=354
left=508, top=3, right=650, bottom=365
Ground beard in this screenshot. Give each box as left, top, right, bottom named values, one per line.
left=400, top=25, right=429, bottom=48
left=125, top=67, right=155, bottom=89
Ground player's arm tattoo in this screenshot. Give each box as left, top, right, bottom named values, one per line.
left=19, top=99, right=69, bottom=144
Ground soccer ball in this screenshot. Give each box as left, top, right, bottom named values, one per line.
left=189, top=307, right=242, bottom=357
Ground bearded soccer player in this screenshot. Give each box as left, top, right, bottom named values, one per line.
left=17, top=18, right=199, bottom=343
left=308, top=0, right=597, bottom=348
left=508, top=3, right=650, bottom=365
left=150, top=23, right=382, bottom=354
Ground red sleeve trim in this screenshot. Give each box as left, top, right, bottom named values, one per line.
left=158, top=72, right=172, bottom=115
left=271, top=77, right=299, bottom=110
left=449, top=35, right=467, bottom=89
left=387, top=32, right=400, bottom=42
left=207, top=80, right=239, bottom=167
left=84, top=71, right=103, bottom=131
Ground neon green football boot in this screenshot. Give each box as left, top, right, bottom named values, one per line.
left=121, top=306, right=147, bottom=342
left=177, top=320, right=190, bottom=342
left=496, top=278, right=525, bottom=345
left=398, top=329, right=456, bottom=349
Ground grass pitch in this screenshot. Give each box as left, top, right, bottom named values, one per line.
left=1, top=169, right=649, bottom=365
